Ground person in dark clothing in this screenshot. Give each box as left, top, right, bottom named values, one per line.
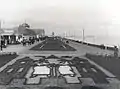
left=66, top=40, right=69, bottom=44
left=1, top=40, right=3, bottom=51
left=22, top=37, right=26, bottom=46
left=114, top=46, right=119, bottom=58
left=1, top=38, right=4, bottom=51
left=31, top=37, right=35, bottom=44
left=28, top=37, right=32, bottom=45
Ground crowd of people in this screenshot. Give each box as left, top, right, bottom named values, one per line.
left=1, top=36, right=119, bottom=58
left=0, top=36, right=48, bottom=52
left=21, top=36, right=48, bottom=46
left=21, top=37, right=40, bottom=46
left=0, top=37, right=7, bottom=51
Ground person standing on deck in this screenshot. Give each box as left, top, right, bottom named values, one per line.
left=0, top=40, right=2, bottom=52
left=1, top=37, right=4, bottom=52
left=114, top=46, right=119, bottom=58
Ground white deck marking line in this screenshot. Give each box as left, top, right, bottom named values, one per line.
left=26, top=76, right=41, bottom=84
left=72, top=66, right=82, bottom=77
left=53, top=67, right=56, bottom=77
left=62, top=45, right=66, bottom=49
left=0, top=55, right=25, bottom=72
left=80, top=78, right=95, bottom=85
left=21, top=61, right=25, bottom=64
left=106, top=78, right=120, bottom=83
left=83, top=68, right=87, bottom=72
left=80, top=61, right=84, bottom=63
left=64, top=75, right=80, bottom=83
left=40, top=44, right=45, bottom=49
left=25, top=67, right=33, bottom=78
left=91, top=68, right=97, bottom=73
left=7, top=68, right=13, bottom=73
left=17, top=68, right=24, bottom=72
left=84, top=56, right=116, bottom=77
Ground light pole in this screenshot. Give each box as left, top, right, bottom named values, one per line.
left=0, top=20, right=1, bottom=51
left=0, top=20, right=3, bottom=52
left=73, top=30, right=75, bottom=40
left=82, top=28, right=85, bottom=42
left=0, top=20, right=5, bottom=52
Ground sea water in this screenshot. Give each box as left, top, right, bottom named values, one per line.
left=67, top=35, right=120, bottom=47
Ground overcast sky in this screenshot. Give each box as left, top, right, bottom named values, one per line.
left=0, top=0, right=120, bottom=36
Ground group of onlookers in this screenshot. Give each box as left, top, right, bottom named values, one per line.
left=0, top=38, right=7, bottom=51
left=0, top=36, right=48, bottom=52
left=21, top=37, right=40, bottom=46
